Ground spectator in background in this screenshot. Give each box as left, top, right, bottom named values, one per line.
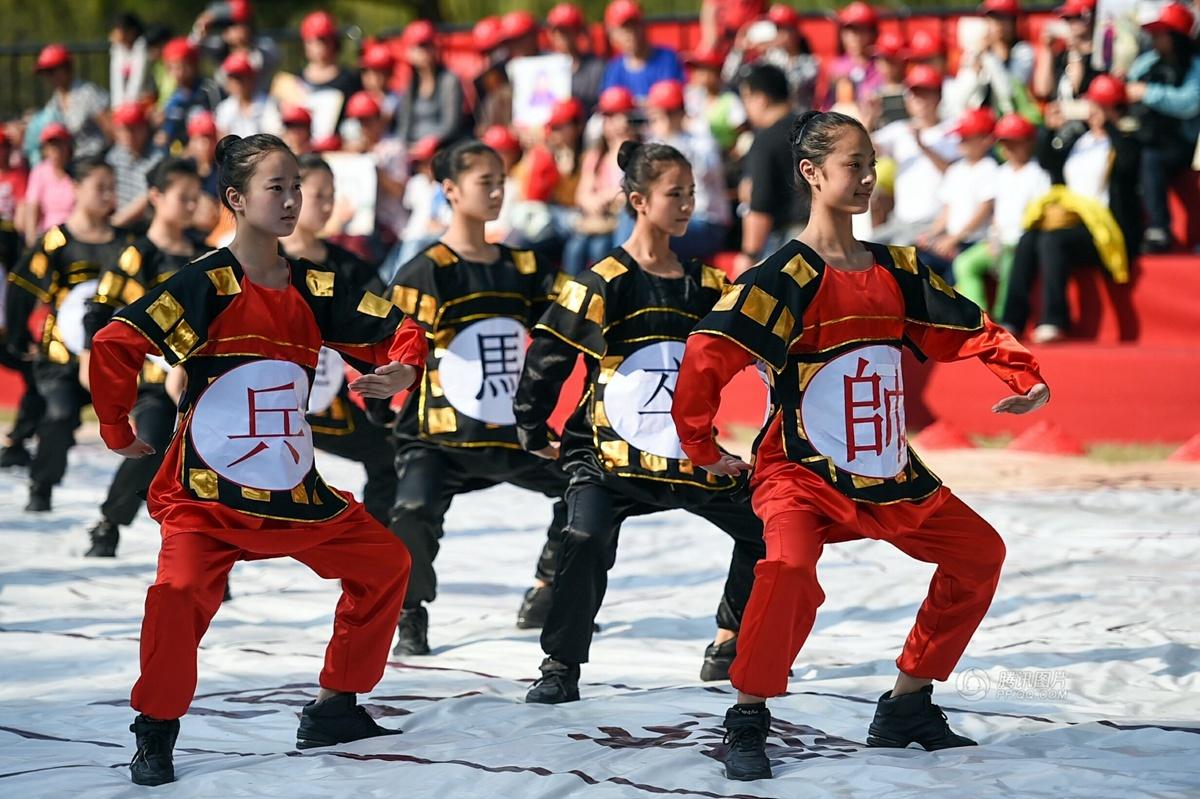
left=19, top=124, right=74, bottom=244
left=184, top=112, right=221, bottom=233
left=345, top=91, right=409, bottom=261
left=699, top=0, right=765, bottom=52
left=395, top=136, right=449, bottom=267
left=299, top=11, right=362, bottom=129
left=513, top=97, right=586, bottom=253
left=1126, top=2, right=1200, bottom=253
left=685, top=47, right=747, bottom=152
left=824, top=2, right=882, bottom=114
left=109, top=12, right=150, bottom=108
left=501, top=12, right=541, bottom=60
left=601, top=0, right=685, bottom=100
left=155, top=38, right=222, bottom=152
left=281, top=105, right=314, bottom=156
left=359, top=43, right=400, bottom=129
left=193, top=0, right=279, bottom=97
left=29, top=45, right=108, bottom=163
left=723, top=5, right=820, bottom=113
left=736, top=63, right=799, bottom=272
left=1032, top=0, right=1100, bottom=104
left=0, top=132, right=28, bottom=235
left=395, top=20, right=466, bottom=147
left=107, top=103, right=163, bottom=229
left=214, top=50, right=281, bottom=138
left=645, top=80, right=731, bottom=259
left=547, top=3, right=606, bottom=116
left=869, top=30, right=908, bottom=128
left=482, top=124, right=524, bottom=243
left=143, top=24, right=173, bottom=108
left=473, top=17, right=515, bottom=135
left=947, top=0, right=1038, bottom=119
left=1002, top=75, right=1140, bottom=343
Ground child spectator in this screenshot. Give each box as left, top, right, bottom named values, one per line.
left=723, top=5, right=820, bottom=112
left=346, top=91, right=409, bottom=260
left=396, top=20, right=467, bottom=147
left=501, top=11, right=541, bottom=60
left=1032, top=0, right=1100, bottom=104
left=281, top=105, right=314, bottom=156
left=513, top=98, right=586, bottom=252
left=19, top=124, right=74, bottom=244
left=547, top=3, right=606, bottom=115
left=214, top=51, right=282, bottom=138
left=0, top=132, right=28, bottom=236
left=871, top=31, right=908, bottom=128
left=29, top=44, right=108, bottom=162
left=155, top=38, right=222, bottom=152
left=109, top=12, right=150, bottom=108
left=359, top=43, right=400, bottom=129
left=472, top=17, right=515, bottom=136
left=193, top=0, right=280, bottom=96
left=107, top=103, right=163, bottom=229
left=298, top=11, right=362, bottom=131
left=394, top=136, right=449, bottom=268
left=824, top=2, right=882, bottom=114
left=481, top=124, right=524, bottom=243
left=183, top=112, right=220, bottom=234
left=601, top=0, right=685, bottom=100
left=737, top=63, right=800, bottom=271
left=685, top=48, right=747, bottom=153
left=946, top=0, right=1037, bottom=119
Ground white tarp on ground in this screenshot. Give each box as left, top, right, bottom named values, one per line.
left=1, top=442, right=1197, bottom=798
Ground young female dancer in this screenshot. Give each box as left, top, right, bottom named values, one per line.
left=88, top=134, right=425, bottom=786
left=515, top=141, right=766, bottom=703
left=4, top=155, right=131, bottom=512
left=671, top=111, right=1050, bottom=781
left=79, top=157, right=202, bottom=556
left=281, top=153, right=397, bottom=526
left=386, top=139, right=569, bottom=655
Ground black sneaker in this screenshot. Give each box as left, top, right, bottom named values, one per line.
left=516, top=585, right=552, bottom=629
left=84, top=520, right=120, bottom=557
left=393, top=606, right=430, bottom=656
left=296, top=693, right=402, bottom=749
left=866, top=685, right=977, bottom=751
left=722, top=704, right=772, bottom=781
left=25, top=483, right=51, bottom=513
left=700, top=636, right=737, bottom=682
left=129, top=715, right=179, bottom=786
left=525, top=657, right=580, bottom=704
left=0, top=444, right=30, bottom=468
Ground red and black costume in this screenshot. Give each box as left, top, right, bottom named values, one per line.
left=89, top=248, right=425, bottom=720
left=673, top=241, right=1045, bottom=698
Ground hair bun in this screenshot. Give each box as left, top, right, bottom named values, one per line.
left=616, top=140, right=642, bottom=173
left=215, top=134, right=241, bottom=166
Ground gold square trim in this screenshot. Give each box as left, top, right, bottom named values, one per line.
left=713, top=283, right=743, bottom=312
left=427, top=406, right=458, bottom=434
left=29, top=252, right=49, bottom=279
left=357, top=291, right=393, bottom=318
left=512, top=249, right=537, bottom=274
left=639, top=451, right=668, bottom=472
left=888, top=245, right=919, bottom=274
left=291, top=484, right=309, bottom=504
left=417, top=294, right=437, bottom=325
left=165, top=319, right=199, bottom=358
left=306, top=269, right=335, bottom=297
left=206, top=266, right=242, bottom=296
left=241, top=486, right=271, bottom=502
left=391, top=285, right=418, bottom=315
left=42, top=226, right=66, bottom=252
left=600, top=439, right=629, bottom=467
left=585, top=294, right=605, bottom=325
left=556, top=280, right=588, bottom=314
left=118, top=246, right=142, bottom=276
left=771, top=305, right=795, bottom=341
left=700, top=265, right=727, bottom=291
left=146, top=291, right=184, bottom=331
left=592, top=257, right=627, bottom=282
left=427, top=243, right=458, bottom=267
left=188, top=468, right=218, bottom=499
left=782, top=253, right=819, bottom=287
left=740, top=285, right=778, bottom=326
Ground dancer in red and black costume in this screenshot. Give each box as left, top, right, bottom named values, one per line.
left=88, top=134, right=426, bottom=787
left=671, top=111, right=1051, bottom=781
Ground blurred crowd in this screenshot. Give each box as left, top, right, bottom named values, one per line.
left=1, top=0, right=1199, bottom=343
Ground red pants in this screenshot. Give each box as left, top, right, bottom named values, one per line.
left=131, top=510, right=411, bottom=720
left=729, top=492, right=1006, bottom=698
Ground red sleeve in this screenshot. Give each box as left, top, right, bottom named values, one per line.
left=906, top=316, right=1046, bottom=396
left=330, top=316, right=428, bottom=379
left=523, top=147, right=559, bottom=203
left=89, top=320, right=156, bottom=450
left=671, top=332, right=757, bottom=465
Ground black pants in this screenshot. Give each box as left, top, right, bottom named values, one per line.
left=100, top=387, right=176, bottom=526
left=0, top=348, right=44, bottom=448
left=540, top=464, right=765, bottom=666
left=1141, top=140, right=1192, bottom=233
left=312, top=400, right=398, bottom=527
left=389, top=441, right=568, bottom=609
left=1001, top=225, right=1101, bottom=332
left=29, top=361, right=89, bottom=488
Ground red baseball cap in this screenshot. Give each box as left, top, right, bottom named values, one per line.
left=1085, top=74, right=1126, bottom=106
left=186, top=111, right=217, bottom=139
left=685, top=46, right=726, bottom=70
left=229, top=0, right=253, bottom=24
left=482, top=125, right=521, bottom=153
left=409, top=136, right=439, bottom=162
left=837, top=2, right=879, bottom=28
left=473, top=16, right=505, bottom=52
left=112, top=102, right=148, bottom=128
left=905, top=64, right=944, bottom=90
left=402, top=19, right=437, bottom=48
left=993, top=113, right=1037, bottom=140
left=501, top=11, right=538, bottom=41
left=981, top=0, right=1022, bottom=16
left=768, top=4, right=801, bottom=28
left=952, top=107, right=996, bottom=138
left=548, top=3, right=586, bottom=29
left=605, top=0, right=644, bottom=28
left=35, top=44, right=71, bottom=72
left=312, top=134, right=343, bottom=153
left=39, top=122, right=71, bottom=145
left=1056, top=0, right=1095, bottom=18
left=300, top=11, right=338, bottom=41
left=547, top=97, right=584, bottom=128
left=874, top=30, right=905, bottom=59
left=360, top=42, right=396, bottom=72
left=597, top=85, right=636, bottom=114
left=1143, top=2, right=1193, bottom=35
left=281, top=104, right=313, bottom=127
left=222, top=50, right=256, bottom=77
left=907, top=29, right=943, bottom=60
left=646, top=79, right=685, bottom=111
left=345, top=91, right=382, bottom=119
left=162, top=37, right=199, bottom=64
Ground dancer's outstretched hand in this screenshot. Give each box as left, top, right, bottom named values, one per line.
left=114, top=438, right=156, bottom=459
left=992, top=383, right=1050, bottom=415
left=700, top=454, right=753, bottom=476
left=349, top=362, right=418, bottom=398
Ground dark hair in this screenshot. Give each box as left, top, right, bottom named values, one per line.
left=215, top=133, right=296, bottom=211
left=111, top=12, right=144, bottom=37
left=616, top=140, right=690, bottom=216
left=739, top=63, right=790, bottom=104
left=297, top=153, right=333, bottom=179
left=66, top=154, right=112, bottom=183
left=789, top=110, right=871, bottom=214
left=1168, top=31, right=1195, bottom=70
left=146, top=156, right=199, bottom=193
left=431, top=139, right=500, bottom=183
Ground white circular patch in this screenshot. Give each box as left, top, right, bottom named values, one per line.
left=800, top=344, right=907, bottom=479
left=439, top=317, right=528, bottom=425
left=57, top=279, right=98, bottom=354
left=604, top=341, right=687, bottom=460
left=191, top=360, right=314, bottom=490
left=307, top=347, right=345, bottom=414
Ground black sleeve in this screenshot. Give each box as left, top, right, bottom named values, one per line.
left=4, top=274, right=38, bottom=357
left=513, top=333, right=579, bottom=451
left=4, top=236, right=55, bottom=356
left=530, top=271, right=608, bottom=359
left=294, top=261, right=407, bottom=373
left=745, top=135, right=779, bottom=215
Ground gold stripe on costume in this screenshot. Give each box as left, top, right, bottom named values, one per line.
left=188, top=468, right=218, bottom=499
left=391, top=285, right=418, bottom=315
left=121, top=280, right=146, bottom=305
left=305, top=269, right=335, bottom=297
left=418, top=294, right=437, bottom=325
left=165, top=320, right=199, bottom=358
left=851, top=475, right=885, bottom=489
left=146, top=292, right=184, bottom=330
left=701, top=264, right=727, bottom=291
left=594, top=399, right=609, bottom=427
left=600, top=439, right=629, bottom=467
left=797, top=361, right=823, bottom=390
left=118, top=247, right=142, bottom=276
left=428, top=369, right=444, bottom=397
left=556, top=280, right=588, bottom=314
left=241, top=487, right=271, bottom=502
left=712, top=283, right=743, bottom=312
left=512, top=249, right=537, bottom=274
left=585, top=294, right=605, bottom=325
left=30, top=252, right=49, bottom=280
left=928, top=270, right=957, bottom=298
left=740, top=285, right=778, bottom=326
left=357, top=291, right=393, bottom=318
left=887, top=245, right=918, bottom=274
left=47, top=340, right=70, bottom=364
left=427, top=243, right=458, bottom=266
left=206, top=266, right=241, bottom=295
left=782, top=253, right=819, bottom=287
left=291, top=484, right=309, bottom=504
left=640, top=451, right=668, bottom=472
left=771, top=305, right=795, bottom=341
left=592, top=257, right=627, bottom=282
left=427, top=406, right=458, bottom=434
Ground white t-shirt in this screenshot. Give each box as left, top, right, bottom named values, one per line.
left=938, top=156, right=999, bottom=241
left=654, top=129, right=732, bottom=227
left=214, top=95, right=282, bottom=139
left=994, top=160, right=1052, bottom=246
left=1063, top=131, right=1112, bottom=206
left=874, top=120, right=960, bottom=224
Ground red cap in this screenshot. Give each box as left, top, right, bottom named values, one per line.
left=312, top=134, right=342, bottom=153
left=874, top=30, right=905, bottom=58
left=112, top=102, right=148, bottom=128
left=162, top=37, right=199, bottom=64
left=685, top=46, right=726, bottom=69
left=345, top=91, right=382, bottom=119
left=605, top=0, right=644, bottom=28
left=402, top=19, right=437, bottom=48
left=281, top=104, right=313, bottom=127
left=1143, top=2, right=1193, bottom=35
left=905, top=64, right=944, bottom=90
left=300, top=11, right=338, bottom=41
left=646, top=79, right=685, bottom=111
left=229, top=0, right=253, bottom=24
left=993, top=112, right=1037, bottom=140
left=837, top=2, right=879, bottom=28
left=907, top=29, right=943, bottom=60
left=768, top=4, right=800, bottom=28
left=1085, top=73, right=1126, bottom=106
left=410, top=136, right=439, bottom=162
left=548, top=3, right=586, bottom=29
left=360, top=42, right=396, bottom=72
left=222, top=50, right=256, bottom=77
left=547, top=97, right=584, bottom=128
left=597, top=85, right=636, bottom=114
left=981, top=0, right=1022, bottom=16
left=482, top=125, right=521, bottom=153
left=501, top=11, right=538, bottom=40
left=38, top=122, right=71, bottom=145
left=186, top=111, right=217, bottom=139
left=35, top=44, right=71, bottom=72
left=952, top=107, right=996, bottom=138
left=1056, top=0, right=1095, bottom=18
left=473, top=16, right=505, bottom=51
